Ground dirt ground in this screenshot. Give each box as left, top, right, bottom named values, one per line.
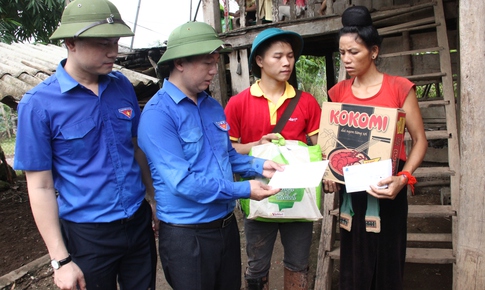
left=0, top=176, right=47, bottom=280
left=0, top=174, right=452, bottom=290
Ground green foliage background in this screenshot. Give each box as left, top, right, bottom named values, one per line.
left=0, top=0, right=65, bottom=163
left=0, top=0, right=65, bottom=44
left=296, top=55, right=329, bottom=105
left=0, top=105, right=16, bottom=156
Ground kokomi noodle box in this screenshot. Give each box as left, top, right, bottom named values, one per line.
left=317, top=103, right=406, bottom=184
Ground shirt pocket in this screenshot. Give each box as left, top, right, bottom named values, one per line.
left=207, top=121, right=230, bottom=161
left=59, top=118, right=98, bottom=160
left=111, top=106, right=136, bottom=144
left=211, top=121, right=230, bottom=148
left=179, top=127, right=203, bottom=161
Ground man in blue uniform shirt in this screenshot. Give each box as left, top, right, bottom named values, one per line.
left=137, top=21, right=282, bottom=290
left=14, top=0, right=156, bottom=289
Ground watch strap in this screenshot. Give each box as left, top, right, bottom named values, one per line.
left=58, top=255, right=72, bottom=266
left=52, top=255, right=72, bottom=269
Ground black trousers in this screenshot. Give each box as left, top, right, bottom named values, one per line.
left=60, top=200, right=157, bottom=290
left=158, top=214, right=241, bottom=290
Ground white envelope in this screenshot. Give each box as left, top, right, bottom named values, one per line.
left=268, top=161, right=329, bottom=189
left=343, top=159, right=392, bottom=193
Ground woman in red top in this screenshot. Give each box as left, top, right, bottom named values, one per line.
left=324, top=6, right=428, bottom=290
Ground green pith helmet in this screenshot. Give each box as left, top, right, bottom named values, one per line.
left=249, top=28, right=303, bottom=78
left=158, top=21, right=232, bottom=65
left=50, top=0, right=134, bottom=40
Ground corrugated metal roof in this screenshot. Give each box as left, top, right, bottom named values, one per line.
left=0, top=42, right=161, bottom=110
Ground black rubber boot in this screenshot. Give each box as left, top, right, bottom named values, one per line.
left=245, top=274, right=269, bottom=290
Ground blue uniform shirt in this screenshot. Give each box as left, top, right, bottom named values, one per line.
left=138, top=79, right=265, bottom=224
left=14, top=60, right=146, bottom=223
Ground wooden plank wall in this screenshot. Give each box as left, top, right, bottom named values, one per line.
left=378, top=30, right=459, bottom=78
left=206, top=0, right=458, bottom=102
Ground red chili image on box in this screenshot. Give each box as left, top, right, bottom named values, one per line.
left=318, top=103, right=406, bottom=184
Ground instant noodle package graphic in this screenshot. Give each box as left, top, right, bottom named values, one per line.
left=318, top=103, right=406, bottom=184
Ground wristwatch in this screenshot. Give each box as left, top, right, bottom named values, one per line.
left=51, top=255, right=72, bottom=270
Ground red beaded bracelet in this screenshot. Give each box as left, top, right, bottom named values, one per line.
left=397, top=171, right=417, bottom=195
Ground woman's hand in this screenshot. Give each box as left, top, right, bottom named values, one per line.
left=367, top=175, right=407, bottom=199
left=323, top=180, right=340, bottom=193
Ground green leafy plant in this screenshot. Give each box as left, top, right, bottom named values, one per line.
left=0, top=0, right=65, bottom=44
left=296, top=55, right=328, bottom=105
left=0, top=136, right=16, bottom=156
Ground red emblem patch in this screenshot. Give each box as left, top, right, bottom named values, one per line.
left=215, top=121, right=230, bottom=131
left=118, top=107, right=133, bottom=118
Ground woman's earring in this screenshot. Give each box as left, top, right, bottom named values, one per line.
left=372, top=55, right=376, bottom=59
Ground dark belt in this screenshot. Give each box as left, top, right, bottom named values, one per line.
left=118, top=214, right=136, bottom=224
left=116, top=199, right=148, bottom=224
left=167, top=212, right=235, bottom=229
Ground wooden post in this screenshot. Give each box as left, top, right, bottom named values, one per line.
left=239, top=0, right=247, bottom=28
left=228, top=49, right=251, bottom=95
left=289, top=0, right=296, bottom=21
left=401, top=31, right=412, bottom=76
left=255, top=0, right=262, bottom=24
left=223, top=0, right=230, bottom=32
left=202, top=0, right=220, bottom=31
left=203, top=0, right=228, bottom=105
left=456, top=0, right=485, bottom=289
left=272, top=0, right=279, bottom=23
left=210, top=57, right=230, bottom=106
left=314, top=191, right=338, bottom=290
left=306, top=0, right=315, bottom=18
left=326, top=0, right=333, bottom=15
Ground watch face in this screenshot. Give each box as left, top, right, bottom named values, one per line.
left=51, top=260, right=60, bottom=270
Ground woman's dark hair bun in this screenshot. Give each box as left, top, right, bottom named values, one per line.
left=341, top=5, right=373, bottom=27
